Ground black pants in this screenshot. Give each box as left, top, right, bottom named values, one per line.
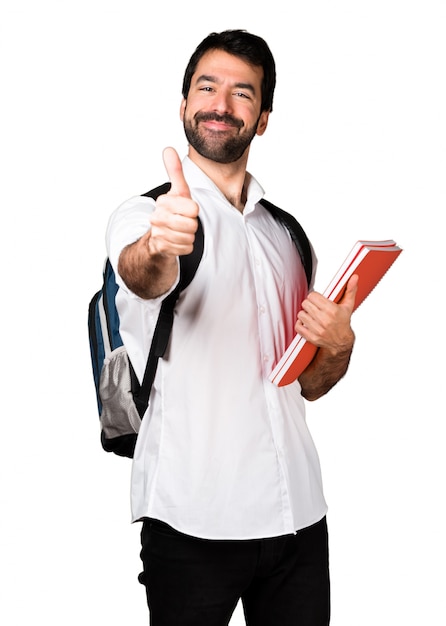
left=139, top=516, right=330, bottom=625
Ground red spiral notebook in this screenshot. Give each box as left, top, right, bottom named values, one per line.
left=269, top=240, right=402, bottom=387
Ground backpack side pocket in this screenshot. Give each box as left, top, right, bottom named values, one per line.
left=99, top=345, right=142, bottom=439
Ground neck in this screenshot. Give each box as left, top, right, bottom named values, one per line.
left=188, top=146, right=250, bottom=212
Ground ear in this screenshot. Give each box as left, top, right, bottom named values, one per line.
left=256, top=110, right=270, bottom=136
left=180, top=98, right=187, bottom=121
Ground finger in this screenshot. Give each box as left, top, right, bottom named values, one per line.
left=163, top=147, right=191, bottom=198
left=339, top=274, right=359, bottom=311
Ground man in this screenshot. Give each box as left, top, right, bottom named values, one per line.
left=106, top=29, right=357, bottom=626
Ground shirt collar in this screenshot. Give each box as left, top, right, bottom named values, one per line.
left=182, top=155, right=265, bottom=214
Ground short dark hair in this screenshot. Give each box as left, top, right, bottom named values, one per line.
left=182, top=29, right=276, bottom=113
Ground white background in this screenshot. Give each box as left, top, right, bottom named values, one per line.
left=1, top=1, right=445, bottom=624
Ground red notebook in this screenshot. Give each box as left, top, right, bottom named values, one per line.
left=269, top=240, right=402, bottom=387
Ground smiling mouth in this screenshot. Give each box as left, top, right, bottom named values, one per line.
left=195, top=112, right=243, bottom=131
left=201, top=120, right=237, bottom=132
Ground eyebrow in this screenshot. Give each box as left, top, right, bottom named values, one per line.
left=195, top=74, right=257, bottom=95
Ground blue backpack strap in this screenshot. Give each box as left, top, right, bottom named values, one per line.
left=259, top=198, right=313, bottom=288
left=88, top=258, right=124, bottom=414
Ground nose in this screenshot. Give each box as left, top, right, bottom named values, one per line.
left=211, top=88, right=233, bottom=114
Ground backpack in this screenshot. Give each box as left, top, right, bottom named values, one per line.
left=88, top=183, right=313, bottom=458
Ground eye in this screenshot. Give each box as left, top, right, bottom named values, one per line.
left=234, top=91, right=251, bottom=100
left=199, top=86, right=214, bottom=92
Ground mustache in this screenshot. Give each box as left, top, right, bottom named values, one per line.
left=194, top=112, right=243, bottom=129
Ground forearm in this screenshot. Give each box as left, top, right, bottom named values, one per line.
left=118, top=231, right=178, bottom=300
left=298, top=333, right=355, bottom=401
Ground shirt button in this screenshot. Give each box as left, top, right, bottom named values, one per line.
left=259, top=305, right=265, bottom=314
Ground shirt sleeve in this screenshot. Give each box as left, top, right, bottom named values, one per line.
left=106, top=195, right=154, bottom=276
left=105, top=194, right=180, bottom=299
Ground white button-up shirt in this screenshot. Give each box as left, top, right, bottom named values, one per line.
left=106, top=157, right=327, bottom=540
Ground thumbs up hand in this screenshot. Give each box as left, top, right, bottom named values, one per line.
left=147, top=147, right=199, bottom=258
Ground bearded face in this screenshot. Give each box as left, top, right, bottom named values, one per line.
left=181, top=49, right=269, bottom=164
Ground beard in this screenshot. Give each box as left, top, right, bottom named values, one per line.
left=183, top=110, right=260, bottom=164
